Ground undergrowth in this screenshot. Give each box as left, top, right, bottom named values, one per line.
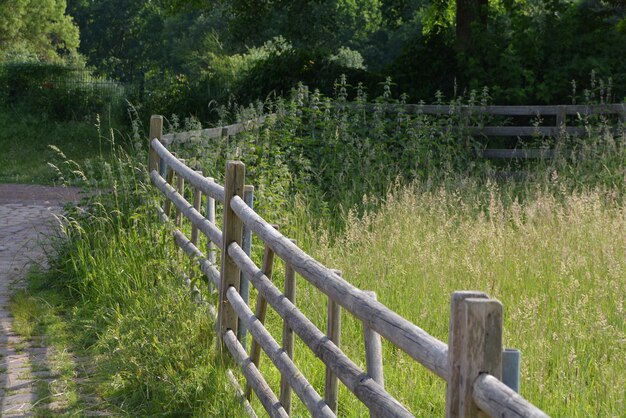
left=9, top=83, right=625, bottom=416
left=12, top=129, right=244, bottom=416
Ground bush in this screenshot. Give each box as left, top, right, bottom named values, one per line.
left=0, top=62, right=128, bottom=122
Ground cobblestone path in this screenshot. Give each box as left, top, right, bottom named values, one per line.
left=0, top=184, right=81, bottom=417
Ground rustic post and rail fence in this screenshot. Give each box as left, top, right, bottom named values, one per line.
left=145, top=103, right=622, bottom=416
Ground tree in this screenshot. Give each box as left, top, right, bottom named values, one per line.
left=68, top=0, right=165, bottom=80
left=455, top=0, right=488, bottom=50
left=0, top=0, right=79, bottom=63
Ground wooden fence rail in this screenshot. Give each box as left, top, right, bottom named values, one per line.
left=158, top=103, right=625, bottom=160
left=148, top=114, right=552, bottom=417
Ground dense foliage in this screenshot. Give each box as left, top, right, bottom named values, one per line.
left=62, top=0, right=626, bottom=119
left=0, top=0, right=79, bottom=63
left=1, top=0, right=625, bottom=122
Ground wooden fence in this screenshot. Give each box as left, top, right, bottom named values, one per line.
left=407, top=103, right=625, bottom=159
left=147, top=114, right=553, bottom=417
left=158, top=103, right=625, bottom=160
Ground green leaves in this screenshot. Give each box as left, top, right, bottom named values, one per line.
left=0, top=0, right=79, bottom=63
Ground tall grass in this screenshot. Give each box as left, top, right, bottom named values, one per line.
left=14, top=131, right=245, bottom=415
left=301, top=181, right=625, bottom=416
left=12, top=85, right=625, bottom=416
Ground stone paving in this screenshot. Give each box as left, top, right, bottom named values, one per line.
left=0, top=185, right=80, bottom=417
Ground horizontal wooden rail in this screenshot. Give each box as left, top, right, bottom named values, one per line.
left=469, top=126, right=586, bottom=136
left=229, top=195, right=450, bottom=380
left=473, top=374, right=549, bottom=418
left=156, top=207, right=220, bottom=288
left=481, top=149, right=557, bottom=159
left=226, top=286, right=335, bottom=418
left=223, top=330, right=289, bottom=418
left=400, top=103, right=626, bottom=116
left=161, top=115, right=272, bottom=145
left=151, top=138, right=225, bottom=202
left=151, top=170, right=223, bottom=248
left=228, top=242, right=415, bottom=418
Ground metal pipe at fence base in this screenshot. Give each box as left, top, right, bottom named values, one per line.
left=237, top=185, right=255, bottom=349
left=502, top=348, right=521, bottom=393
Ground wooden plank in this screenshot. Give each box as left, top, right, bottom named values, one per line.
left=228, top=242, right=414, bottom=418
left=206, top=177, right=217, bottom=294
left=389, top=103, right=625, bottom=116
left=151, top=138, right=225, bottom=202
left=227, top=287, right=335, bottom=418
left=175, top=168, right=185, bottom=228
left=455, top=298, right=503, bottom=418
left=229, top=196, right=449, bottom=380
left=246, top=240, right=277, bottom=401
left=473, top=374, right=550, bottom=418
left=151, top=171, right=223, bottom=248
left=325, top=270, right=342, bottom=415
left=469, top=126, right=585, bottom=136
left=218, top=161, right=245, bottom=352
left=280, top=250, right=297, bottom=415
left=162, top=126, right=224, bottom=145
left=223, top=330, right=289, bottom=418
left=481, top=149, right=556, bottom=159
left=190, top=174, right=202, bottom=247
left=362, top=291, right=384, bottom=418
left=238, top=185, right=255, bottom=348
left=445, top=291, right=488, bottom=418
left=148, top=115, right=163, bottom=172
left=163, top=166, right=174, bottom=217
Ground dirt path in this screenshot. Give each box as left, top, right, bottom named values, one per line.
left=0, top=184, right=83, bottom=416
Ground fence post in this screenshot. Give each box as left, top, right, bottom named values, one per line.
left=190, top=173, right=202, bottom=280
left=445, top=292, right=502, bottom=418
left=280, top=245, right=297, bottom=415
left=206, top=177, right=216, bottom=294
left=217, top=161, right=245, bottom=353
left=175, top=163, right=185, bottom=228
left=556, top=105, right=566, bottom=140
left=246, top=233, right=278, bottom=402
left=363, top=291, right=383, bottom=384
left=324, top=269, right=342, bottom=415
left=163, top=166, right=174, bottom=216
left=237, top=185, right=255, bottom=348
left=148, top=115, right=163, bottom=172
left=362, top=290, right=384, bottom=418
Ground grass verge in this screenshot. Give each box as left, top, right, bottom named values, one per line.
left=0, top=107, right=122, bottom=184
left=10, top=143, right=244, bottom=416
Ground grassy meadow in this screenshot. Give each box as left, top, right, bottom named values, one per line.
left=8, top=91, right=626, bottom=416
left=0, top=108, right=123, bottom=184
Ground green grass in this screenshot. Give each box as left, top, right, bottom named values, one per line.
left=10, top=142, right=246, bottom=416
left=8, top=93, right=625, bottom=416
left=0, top=107, right=119, bottom=184
left=309, top=182, right=625, bottom=416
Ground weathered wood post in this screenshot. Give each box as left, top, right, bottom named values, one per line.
left=238, top=185, right=255, bottom=348
left=190, top=171, right=202, bottom=281
left=362, top=290, right=384, bottom=418
left=280, top=247, right=297, bottom=415
left=246, top=239, right=277, bottom=401
left=175, top=162, right=185, bottom=228
left=324, top=269, right=342, bottom=414
left=206, top=177, right=217, bottom=294
left=445, top=291, right=502, bottom=418
left=148, top=115, right=163, bottom=173
left=556, top=105, right=566, bottom=141
left=217, top=161, right=245, bottom=353
left=163, top=166, right=174, bottom=216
